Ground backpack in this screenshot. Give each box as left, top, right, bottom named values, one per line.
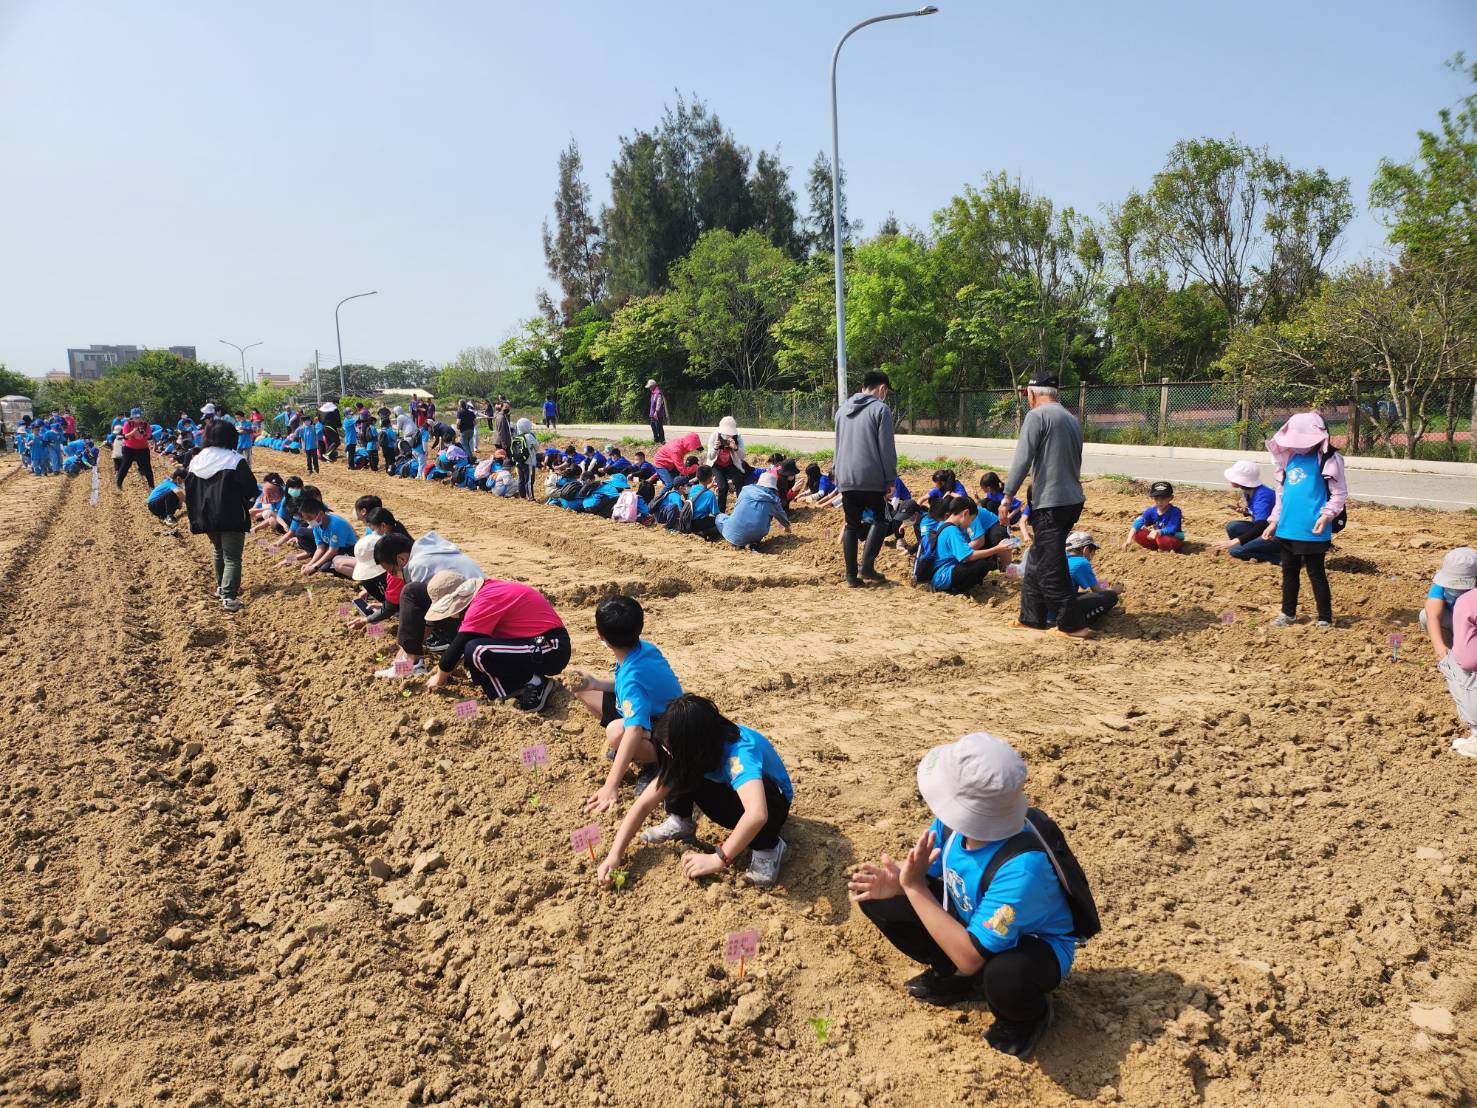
left=942, top=807, right=1100, bottom=944
left=912, top=526, right=939, bottom=588
left=676, top=499, right=695, bottom=534
left=611, top=489, right=640, bottom=523
left=511, top=435, right=531, bottom=465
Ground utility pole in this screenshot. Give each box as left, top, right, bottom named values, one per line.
left=314, top=350, right=323, bottom=405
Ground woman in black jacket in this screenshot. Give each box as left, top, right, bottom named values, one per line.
left=186, top=418, right=258, bottom=612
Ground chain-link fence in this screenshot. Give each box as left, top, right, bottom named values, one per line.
left=561, top=379, right=1477, bottom=462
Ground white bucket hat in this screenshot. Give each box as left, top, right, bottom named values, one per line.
left=1065, top=530, right=1098, bottom=552
left=718, top=416, right=739, bottom=436
left=1434, top=547, right=1477, bottom=591
left=757, top=471, right=777, bottom=489
left=917, top=733, right=1028, bottom=843
left=350, top=533, right=381, bottom=582
left=1223, top=459, right=1261, bottom=487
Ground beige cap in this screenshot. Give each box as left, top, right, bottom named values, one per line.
left=916, top=733, right=1028, bottom=843
left=425, top=571, right=483, bottom=621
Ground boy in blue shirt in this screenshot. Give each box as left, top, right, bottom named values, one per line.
left=146, top=468, right=186, bottom=522
left=542, top=395, right=558, bottom=430
left=597, top=693, right=793, bottom=889
left=1063, top=531, right=1119, bottom=625
left=291, top=417, right=323, bottom=475
left=294, top=496, right=356, bottom=575
left=850, top=733, right=1088, bottom=1061
left=573, top=596, right=684, bottom=815
left=931, top=496, right=1013, bottom=594
left=1123, top=480, right=1183, bottom=552
left=1214, top=460, right=1280, bottom=564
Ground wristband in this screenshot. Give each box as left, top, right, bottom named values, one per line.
left=714, top=844, right=730, bottom=867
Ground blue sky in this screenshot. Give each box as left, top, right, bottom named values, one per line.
left=0, top=0, right=1470, bottom=379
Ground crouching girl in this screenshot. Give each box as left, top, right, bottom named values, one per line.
left=596, top=693, right=792, bottom=889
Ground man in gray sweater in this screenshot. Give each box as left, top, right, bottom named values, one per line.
left=1002, top=373, right=1092, bottom=637
left=833, top=370, right=898, bottom=587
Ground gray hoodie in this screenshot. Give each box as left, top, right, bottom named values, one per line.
left=833, top=392, right=897, bottom=493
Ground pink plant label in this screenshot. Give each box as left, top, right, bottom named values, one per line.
left=454, top=699, right=479, bottom=721
left=1389, top=633, right=1403, bottom=653
left=520, top=744, right=549, bottom=769
left=1220, top=610, right=1235, bottom=624
left=393, top=659, right=413, bottom=677
left=724, top=929, right=760, bottom=962
left=1004, top=564, right=1022, bottom=578
left=570, top=824, right=601, bottom=853
left=338, top=603, right=352, bottom=617
left=366, top=623, right=385, bottom=638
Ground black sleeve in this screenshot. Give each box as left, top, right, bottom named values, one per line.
left=1239, top=519, right=1269, bottom=541
left=439, top=630, right=476, bottom=673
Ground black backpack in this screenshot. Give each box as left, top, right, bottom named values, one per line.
left=943, top=808, right=1100, bottom=944
left=510, top=436, right=530, bottom=465
left=912, top=526, right=939, bottom=588
left=676, top=500, right=695, bottom=534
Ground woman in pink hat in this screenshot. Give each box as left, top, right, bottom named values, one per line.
left=1263, top=412, right=1348, bottom=627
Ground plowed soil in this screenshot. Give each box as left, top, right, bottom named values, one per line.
left=1, top=447, right=1473, bottom=1108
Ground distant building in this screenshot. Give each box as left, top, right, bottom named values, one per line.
left=44, top=371, right=71, bottom=384
left=256, top=371, right=300, bottom=389
left=66, top=344, right=197, bottom=380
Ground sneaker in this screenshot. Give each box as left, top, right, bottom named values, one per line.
left=1451, top=733, right=1477, bottom=759
left=639, top=814, right=697, bottom=845
left=845, top=576, right=865, bottom=589
left=373, top=660, right=428, bottom=679
left=515, top=679, right=553, bottom=713
left=744, top=838, right=787, bottom=887
left=222, top=597, right=244, bottom=613
left=985, top=999, right=1054, bottom=1061
left=633, top=766, right=658, bottom=797
left=1314, top=620, right=1333, bottom=628
left=905, top=967, right=981, bottom=1006
left=1272, top=612, right=1296, bottom=627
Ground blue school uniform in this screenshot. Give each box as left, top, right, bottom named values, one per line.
left=613, top=640, right=683, bottom=732
left=818, top=474, right=836, bottom=495
left=1276, top=453, right=1331, bottom=543
left=607, top=457, right=632, bottom=475
left=689, top=487, right=718, bottom=520
left=925, top=818, right=1077, bottom=977
left=1068, top=554, right=1098, bottom=592
left=147, top=479, right=179, bottom=506
left=543, top=400, right=557, bottom=421
left=1243, top=485, right=1276, bottom=521
left=890, top=477, right=911, bottom=502
left=704, top=725, right=793, bottom=802
left=967, top=505, right=1002, bottom=542
left=931, top=524, right=974, bottom=592
left=927, top=481, right=967, bottom=500
left=1132, top=504, right=1183, bottom=537
left=297, top=423, right=323, bottom=451
left=311, top=513, right=358, bottom=551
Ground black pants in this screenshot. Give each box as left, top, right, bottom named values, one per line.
left=714, top=464, right=747, bottom=514
left=1077, top=589, right=1118, bottom=623
left=650, top=419, right=665, bottom=444
left=305, top=448, right=320, bottom=474
left=1226, top=520, right=1281, bottom=564
left=1020, top=503, right=1086, bottom=632
left=858, top=879, right=1062, bottom=1024
left=461, top=627, right=572, bottom=699
left=841, top=490, right=887, bottom=536
left=345, top=443, right=359, bottom=469
left=146, top=491, right=180, bottom=520
left=517, top=462, right=532, bottom=500
left=1280, top=540, right=1332, bottom=622
left=666, top=777, right=790, bottom=852
left=381, top=441, right=396, bottom=471
left=117, top=446, right=154, bottom=489
left=396, top=580, right=460, bottom=655
left=945, top=557, right=993, bottom=594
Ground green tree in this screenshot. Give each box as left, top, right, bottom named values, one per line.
left=844, top=234, right=949, bottom=405
left=437, top=346, right=510, bottom=400
left=804, top=151, right=858, bottom=255
left=749, top=150, right=804, bottom=259
left=117, top=349, right=240, bottom=423
left=592, top=294, right=687, bottom=399
left=667, top=230, right=799, bottom=392
left=542, top=138, right=609, bottom=318
left=0, top=365, right=37, bottom=398
left=381, top=359, right=440, bottom=390
left=773, top=258, right=837, bottom=389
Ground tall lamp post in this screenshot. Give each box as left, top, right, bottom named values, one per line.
left=829, top=6, right=938, bottom=408
left=334, top=290, right=378, bottom=398
left=220, top=339, right=262, bottom=387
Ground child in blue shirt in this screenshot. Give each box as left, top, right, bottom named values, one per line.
left=146, top=469, right=186, bottom=522
left=978, top=471, right=1027, bottom=526
left=1063, top=531, right=1119, bottom=625
left=931, top=496, right=1012, bottom=594
left=1124, top=481, right=1183, bottom=552
left=297, top=497, right=359, bottom=576
left=542, top=395, right=558, bottom=430
left=1423, top=547, right=1476, bottom=651
left=572, top=596, right=685, bottom=814
left=598, top=692, right=792, bottom=889
left=850, top=733, right=1086, bottom=1061
left=926, top=468, right=967, bottom=501
left=1215, top=460, right=1280, bottom=564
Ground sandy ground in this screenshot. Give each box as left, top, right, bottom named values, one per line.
left=0, top=446, right=1474, bottom=1108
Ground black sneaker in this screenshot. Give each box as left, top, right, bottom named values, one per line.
left=424, top=630, right=455, bottom=656
left=984, top=999, right=1054, bottom=1060
left=515, top=680, right=553, bottom=713
left=845, top=576, right=865, bottom=589
left=633, top=766, right=657, bottom=797
left=904, top=968, right=981, bottom=1006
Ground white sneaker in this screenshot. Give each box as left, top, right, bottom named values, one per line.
left=222, top=597, right=244, bottom=612
left=1451, top=734, right=1477, bottom=759
left=1272, top=613, right=1296, bottom=627
left=639, top=814, right=697, bottom=844
left=373, top=660, right=428, bottom=680
left=745, top=839, right=787, bottom=887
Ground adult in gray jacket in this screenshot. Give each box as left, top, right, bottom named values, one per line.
left=833, top=370, right=898, bottom=588
left=1001, top=373, right=1091, bottom=637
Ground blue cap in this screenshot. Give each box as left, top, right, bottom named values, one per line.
left=130, top=407, right=143, bottom=417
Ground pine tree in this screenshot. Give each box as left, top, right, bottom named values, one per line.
left=805, top=151, right=859, bottom=255
left=750, top=150, right=803, bottom=258
left=541, top=138, right=609, bottom=318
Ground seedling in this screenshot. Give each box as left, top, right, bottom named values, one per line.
left=724, top=929, right=760, bottom=980
left=610, top=869, right=629, bottom=892
left=528, top=793, right=541, bottom=810
left=807, top=1017, right=832, bottom=1044
left=571, top=823, right=601, bottom=862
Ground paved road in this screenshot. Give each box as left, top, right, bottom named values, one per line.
left=561, top=423, right=1477, bottom=512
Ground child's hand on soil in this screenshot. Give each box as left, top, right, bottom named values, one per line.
left=566, top=670, right=592, bottom=692
left=584, top=784, right=618, bottom=814
left=848, top=855, right=903, bottom=902
left=898, top=831, right=939, bottom=891
left=347, top=616, right=367, bottom=631
left=425, top=669, right=449, bottom=692
left=680, top=851, right=724, bottom=880
left=595, top=852, right=620, bottom=885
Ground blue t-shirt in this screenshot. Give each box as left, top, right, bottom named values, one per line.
left=927, top=481, right=967, bottom=500
left=236, top=422, right=254, bottom=447
left=926, top=818, right=1077, bottom=977
left=146, top=480, right=179, bottom=505
left=297, top=423, right=323, bottom=451
left=891, top=477, right=911, bottom=502
left=919, top=515, right=945, bottom=546
left=967, top=506, right=1002, bottom=542
left=1068, top=554, right=1098, bottom=592
left=583, top=450, right=607, bottom=470
left=818, top=474, right=836, bottom=495
left=1244, top=485, right=1276, bottom=522
left=703, top=725, right=794, bottom=802
left=543, top=400, right=557, bottom=418
left=931, top=524, right=974, bottom=591
left=311, top=513, right=358, bottom=551
left=983, top=492, right=1028, bottom=521
left=1132, top=504, right=1183, bottom=535
left=1428, top=582, right=1470, bottom=608
left=613, top=640, right=683, bottom=732
left=1277, top=453, right=1330, bottom=544
left=690, top=487, right=718, bottom=519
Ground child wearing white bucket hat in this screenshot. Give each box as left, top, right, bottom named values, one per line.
left=1213, top=459, right=1281, bottom=565
left=1423, top=546, right=1477, bottom=651
left=849, top=733, right=1097, bottom=1060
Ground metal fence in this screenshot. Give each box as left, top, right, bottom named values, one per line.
left=566, top=379, right=1477, bottom=462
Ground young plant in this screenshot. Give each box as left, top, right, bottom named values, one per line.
left=807, top=1016, right=832, bottom=1044
left=610, top=869, right=629, bottom=892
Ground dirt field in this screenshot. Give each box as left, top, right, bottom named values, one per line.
left=1, top=445, right=1474, bottom=1108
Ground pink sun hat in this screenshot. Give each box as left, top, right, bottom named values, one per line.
left=1266, top=411, right=1331, bottom=470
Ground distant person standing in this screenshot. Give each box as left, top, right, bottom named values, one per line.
left=543, top=395, right=558, bottom=431
left=647, top=380, right=667, bottom=444
left=494, top=402, right=513, bottom=455
left=457, top=400, right=479, bottom=454
left=1001, top=373, right=1090, bottom=638
left=116, top=406, right=155, bottom=489
left=185, top=418, right=258, bottom=613
left=833, top=370, right=898, bottom=588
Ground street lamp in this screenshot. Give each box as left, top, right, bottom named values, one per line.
left=334, top=290, right=378, bottom=398
left=220, top=339, right=262, bottom=387
left=829, top=6, right=938, bottom=408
